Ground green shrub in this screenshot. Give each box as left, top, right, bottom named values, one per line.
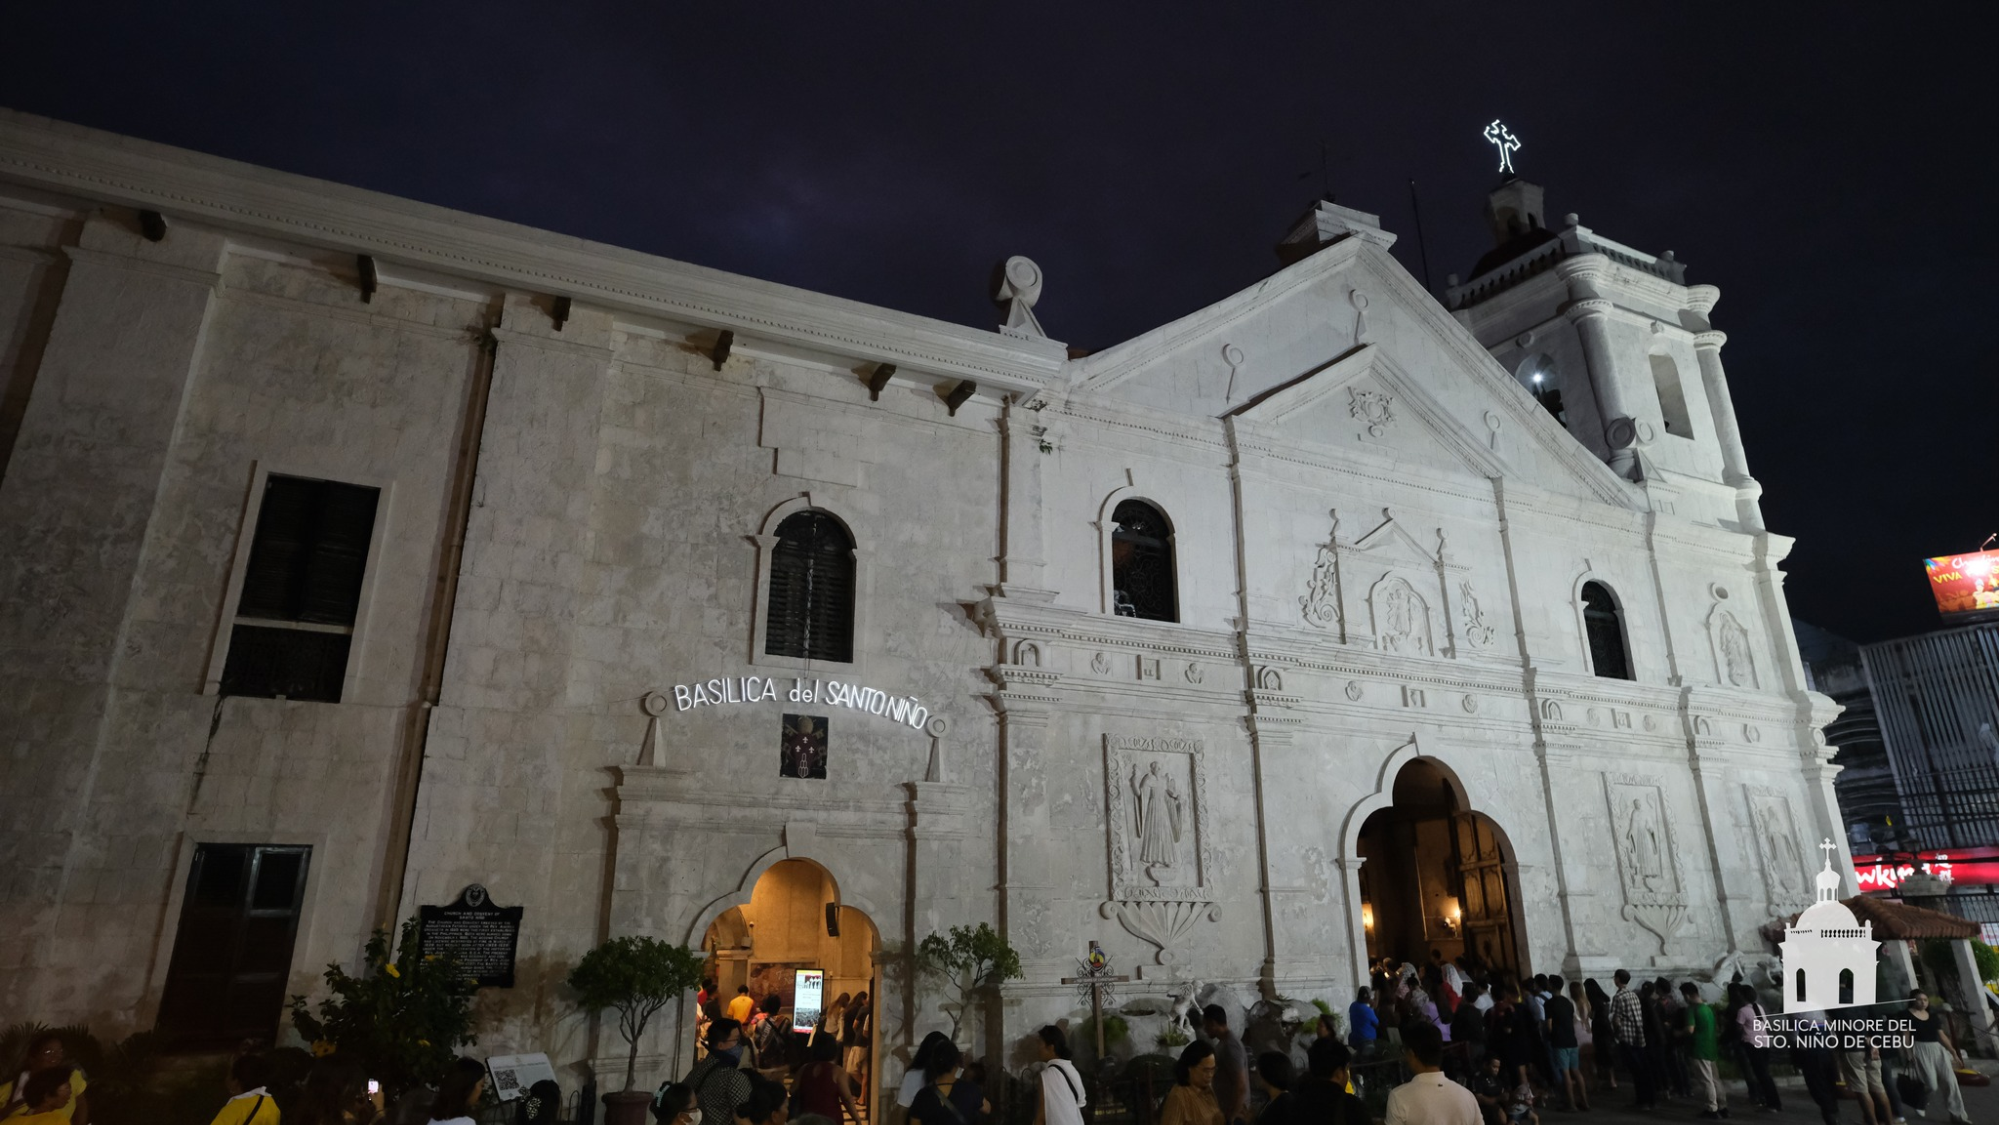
left=289, top=917, right=479, bottom=1098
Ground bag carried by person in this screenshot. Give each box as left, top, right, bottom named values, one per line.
left=1896, top=1071, right=1930, bottom=1112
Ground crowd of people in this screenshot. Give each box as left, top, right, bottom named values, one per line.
left=0, top=1031, right=514, bottom=1125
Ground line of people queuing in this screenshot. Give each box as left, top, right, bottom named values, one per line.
left=0, top=1031, right=515, bottom=1125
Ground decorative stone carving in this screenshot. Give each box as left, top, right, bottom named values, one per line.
left=1458, top=580, right=1496, bottom=648
left=1100, top=899, right=1222, bottom=966
left=1183, top=661, right=1203, bottom=684
left=1348, top=386, right=1395, bottom=438
left=1012, top=640, right=1042, bottom=667
left=1222, top=343, right=1247, bottom=401
left=1299, top=511, right=1343, bottom=631
left=1461, top=694, right=1479, bottom=714
left=1706, top=602, right=1760, bottom=689
left=1744, top=724, right=1761, bottom=744
left=995, top=255, right=1049, bottom=340
left=1694, top=715, right=1714, bottom=737
left=1402, top=686, right=1427, bottom=708
left=1368, top=574, right=1433, bottom=656
left=1541, top=699, right=1563, bottom=722
left=1747, top=789, right=1809, bottom=905
left=1091, top=651, right=1111, bottom=675
left=1606, top=773, right=1689, bottom=951
left=1136, top=656, right=1161, bottom=680
left=1344, top=680, right=1363, bottom=701
left=1255, top=666, right=1284, bottom=692
left=1104, top=736, right=1214, bottom=903
left=1350, top=288, right=1371, bottom=343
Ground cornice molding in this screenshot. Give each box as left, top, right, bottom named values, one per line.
left=0, top=109, right=1065, bottom=393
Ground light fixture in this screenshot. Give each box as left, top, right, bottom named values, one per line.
left=1362, top=903, right=1375, bottom=929
left=1531, top=372, right=1543, bottom=384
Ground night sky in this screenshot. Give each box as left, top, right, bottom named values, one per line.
left=3, top=4, right=1990, bottom=645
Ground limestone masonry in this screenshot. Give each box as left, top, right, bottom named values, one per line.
left=0, top=110, right=1844, bottom=1092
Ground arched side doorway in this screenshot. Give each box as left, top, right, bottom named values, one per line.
left=700, top=858, right=881, bottom=1120
left=1354, top=757, right=1523, bottom=978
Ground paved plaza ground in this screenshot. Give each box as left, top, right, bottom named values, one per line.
left=1518, top=1064, right=1998, bottom=1126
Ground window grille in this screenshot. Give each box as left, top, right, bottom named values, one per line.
left=765, top=511, right=855, bottom=662
left=1111, top=500, right=1177, bottom=623
left=219, top=475, right=379, bottom=702
left=1581, top=581, right=1632, bottom=680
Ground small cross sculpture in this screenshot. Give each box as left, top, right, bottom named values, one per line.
left=1061, top=941, right=1132, bottom=1059
left=1483, top=119, right=1522, bottom=175
left=1820, top=838, right=1837, bottom=867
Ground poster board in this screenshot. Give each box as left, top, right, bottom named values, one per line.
left=485, top=1053, right=557, bottom=1102
left=791, top=968, right=825, bottom=1033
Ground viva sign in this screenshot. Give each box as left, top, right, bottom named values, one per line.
left=671, top=674, right=932, bottom=731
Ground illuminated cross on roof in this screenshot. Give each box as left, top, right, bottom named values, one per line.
left=1819, top=838, right=1837, bottom=866
left=1483, top=119, right=1522, bottom=175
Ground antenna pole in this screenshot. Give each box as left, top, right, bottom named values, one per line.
left=1408, top=178, right=1434, bottom=294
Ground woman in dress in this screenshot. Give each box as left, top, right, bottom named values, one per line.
left=791, top=1034, right=862, bottom=1123
left=1157, top=1041, right=1222, bottom=1125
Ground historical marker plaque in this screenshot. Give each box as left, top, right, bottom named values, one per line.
left=419, top=884, right=523, bottom=988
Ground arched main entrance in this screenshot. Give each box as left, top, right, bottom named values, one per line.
left=700, top=858, right=881, bottom=1119
left=1355, top=758, right=1523, bottom=977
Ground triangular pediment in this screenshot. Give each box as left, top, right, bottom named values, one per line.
left=1070, top=237, right=1636, bottom=507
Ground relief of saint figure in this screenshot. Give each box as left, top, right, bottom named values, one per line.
left=1132, top=761, right=1184, bottom=869
left=1622, top=796, right=1667, bottom=892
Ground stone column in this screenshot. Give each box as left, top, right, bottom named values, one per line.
left=997, top=394, right=1056, bottom=597
left=995, top=690, right=1062, bottom=978
left=1691, top=330, right=1765, bottom=530
left=1336, top=858, right=1369, bottom=991
left=1565, top=298, right=1639, bottom=479
left=1950, top=939, right=1999, bottom=1055
left=0, top=215, right=224, bottom=1022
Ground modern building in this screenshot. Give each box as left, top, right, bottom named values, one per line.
left=1795, top=619, right=1902, bottom=852
left=0, top=111, right=1845, bottom=1099
left=1861, top=622, right=1999, bottom=921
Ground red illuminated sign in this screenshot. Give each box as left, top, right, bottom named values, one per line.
left=1924, top=550, right=1999, bottom=620
left=1853, top=846, right=1999, bottom=891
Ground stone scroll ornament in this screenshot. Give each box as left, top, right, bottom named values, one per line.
left=1606, top=775, right=1691, bottom=952
left=1102, top=735, right=1218, bottom=964
left=995, top=256, right=1049, bottom=340
left=1299, top=511, right=1343, bottom=631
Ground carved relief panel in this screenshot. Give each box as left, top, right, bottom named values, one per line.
left=1704, top=592, right=1760, bottom=689
left=1368, top=574, right=1435, bottom=656
left=1747, top=788, right=1809, bottom=906
left=1605, top=773, right=1692, bottom=951
left=1103, top=735, right=1215, bottom=904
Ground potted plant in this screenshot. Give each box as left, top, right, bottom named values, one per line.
left=290, top=918, right=479, bottom=1100
left=917, top=923, right=1023, bottom=1044
left=568, top=936, right=704, bottom=1124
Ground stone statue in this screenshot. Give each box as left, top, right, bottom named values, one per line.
left=1132, top=761, right=1184, bottom=869
left=1378, top=578, right=1424, bottom=653
left=1719, top=614, right=1755, bottom=687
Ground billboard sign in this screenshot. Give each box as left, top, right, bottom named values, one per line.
left=1924, top=550, right=1999, bottom=621
left=1853, top=846, right=1999, bottom=892
left=791, top=968, right=825, bottom=1034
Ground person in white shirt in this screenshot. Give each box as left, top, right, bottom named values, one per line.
left=1033, top=1025, right=1087, bottom=1125
left=1386, top=1023, right=1481, bottom=1125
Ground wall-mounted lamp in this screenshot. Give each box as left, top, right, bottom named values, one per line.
left=1362, top=903, right=1375, bottom=930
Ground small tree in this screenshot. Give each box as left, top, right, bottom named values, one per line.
left=290, top=917, right=479, bottom=1097
left=567, top=936, right=705, bottom=1091
left=917, top=923, right=1023, bottom=1042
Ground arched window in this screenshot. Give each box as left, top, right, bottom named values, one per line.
left=1518, top=353, right=1566, bottom=429
left=1795, top=968, right=1807, bottom=1003
left=1111, top=500, right=1177, bottom=622
left=765, top=511, right=855, bottom=662
left=1581, top=581, right=1632, bottom=680
left=1838, top=968, right=1854, bottom=1005
left=1649, top=354, right=1693, bottom=437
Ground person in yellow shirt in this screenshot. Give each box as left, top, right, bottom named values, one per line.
left=0, top=1036, right=86, bottom=1124
left=209, top=1055, right=280, bottom=1125
left=725, top=984, right=756, bottom=1025
left=1, top=1070, right=74, bottom=1125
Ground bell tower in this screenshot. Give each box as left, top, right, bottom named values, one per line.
left=1446, top=179, right=1763, bottom=531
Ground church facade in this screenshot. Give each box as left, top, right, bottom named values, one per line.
left=0, top=111, right=1844, bottom=1090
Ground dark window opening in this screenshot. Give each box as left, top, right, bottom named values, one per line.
left=765, top=511, right=856, bottom=662
left=1795, top=968, right=1807, bottom=1003
left=1582, top=581, right=1632, bottom=680
left=1838, top=967, right=1854, bottom=1005
left=157, top=844, right=311, bottom=1047
left=1533, top=385, right=1568, bottom=429
left=221, top=476, right=379, bottom=702
left=1111, top=499, right=1177, bottom=622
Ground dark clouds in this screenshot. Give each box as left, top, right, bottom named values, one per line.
left=3, top=3, right=1990, bottom=643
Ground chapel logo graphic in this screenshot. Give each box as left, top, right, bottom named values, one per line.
left=1777, top=839, right=1880, bottom=1011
